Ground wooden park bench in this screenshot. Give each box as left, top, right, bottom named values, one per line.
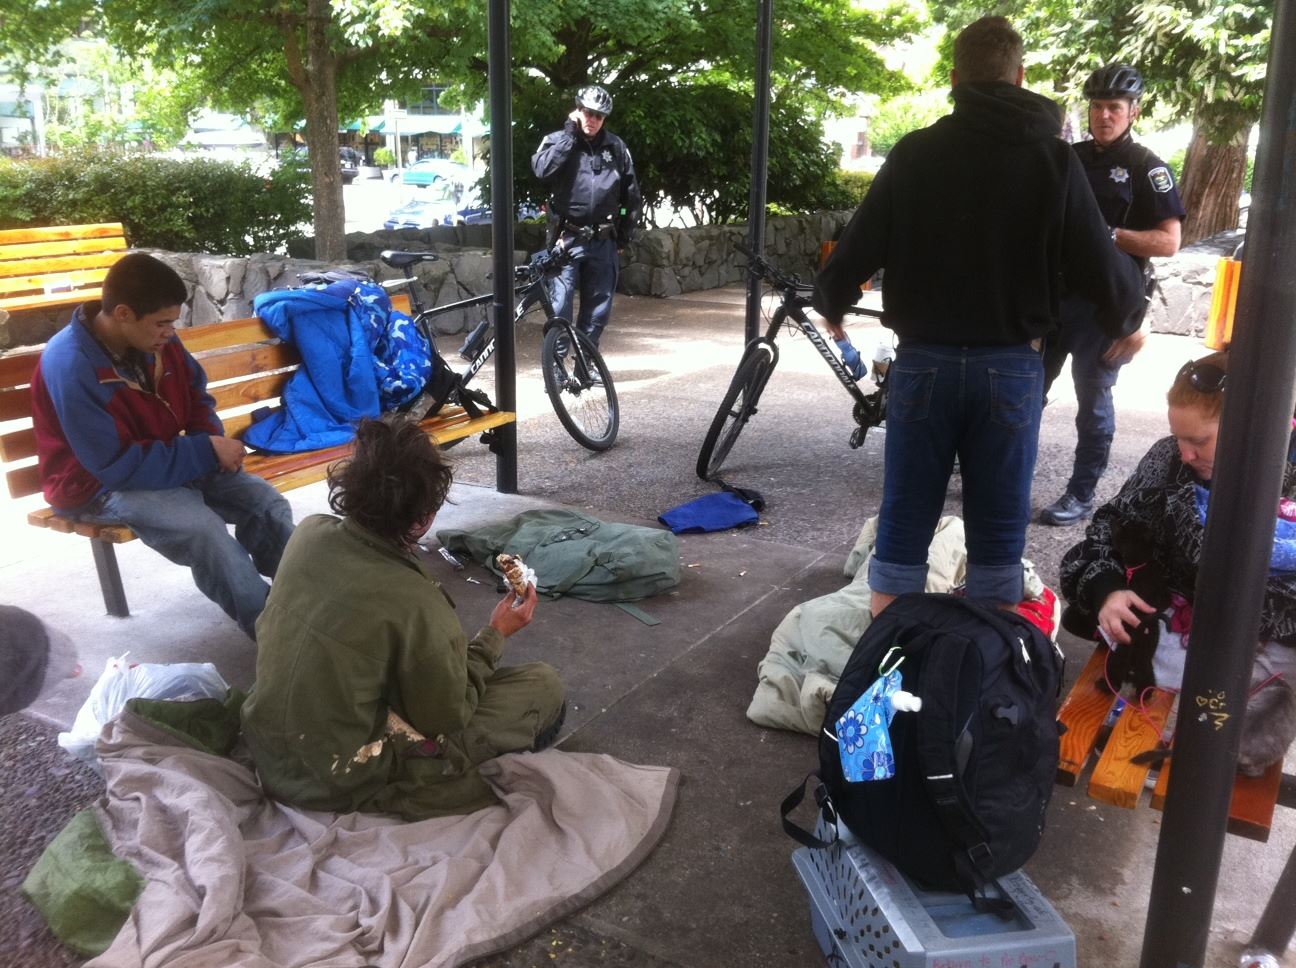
left=0, top=293, right=515, bottom=617
left=0, top=223, right=128, bottom=313
left=1057, top=641, right=1289, bottom=841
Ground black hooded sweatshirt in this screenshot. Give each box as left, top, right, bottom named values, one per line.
left=814, top=82, right=1144, bottom=346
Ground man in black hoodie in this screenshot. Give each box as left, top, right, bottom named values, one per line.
left=814, top=15, right=1143, bottom=618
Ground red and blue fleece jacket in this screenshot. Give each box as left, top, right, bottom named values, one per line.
left=30, top=304, right=224, bottom=511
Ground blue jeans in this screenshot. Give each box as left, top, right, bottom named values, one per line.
left=870, top=341, right=1044, bottom=605
left=549, top=236, right=619, bottom=346
left=82, top=471, right=295, bottom=640
left=1055, top=300, right=1122, bottom=504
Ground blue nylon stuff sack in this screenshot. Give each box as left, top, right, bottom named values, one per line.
left=658, top=492, right=758, bottom=534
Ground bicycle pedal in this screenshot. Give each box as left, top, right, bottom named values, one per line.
left=849, top=428, right=866, bottom=449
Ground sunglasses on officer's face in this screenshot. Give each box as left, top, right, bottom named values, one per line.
left=1177, top=359, right=1227, bottom=393
left=579, top=108, right=606, bottom=121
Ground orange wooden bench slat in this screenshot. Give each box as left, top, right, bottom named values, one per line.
left=26, top=506, right=136, bottom=543
left=1151, top=758, right=1282, bottom=842
left=0, top=288, right=104, bottom=313
left=0, top=235, right=128, bottom=262
left=6, top=463, right=41, bottom=500
left=0, top=351, right=40, bottom=389
left=0, top=385, right=30, bottom=422
left=179, top=317, right=276, bottom=352
left=0, top=222, right=126, bottom=313
left=0, top=266, right=110, bottom=297
left=0, top=425, right=35, bottom=462
left=208, top=372, right=291, bottom=412
left=1056, top=646, right=1118, bottom=785
left=1056, top=641, right=1283, bottom=840
left=0, top=223, right=125, bottom=245
left=199, top=344, right=299, bottom=383
left=0, top=251, right=123, bottom=281
left=1088, top=691, right=1176, bottom=808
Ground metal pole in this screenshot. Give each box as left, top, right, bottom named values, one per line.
left=744, top=0, right=773, bottom=344
left=487, top=0, right=518, bottom=493
left=1250, top=844, right=1296, bottom=957
left=1139, top=1, right=1296, bottom=963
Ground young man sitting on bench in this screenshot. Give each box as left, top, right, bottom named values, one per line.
left=30, top=252, right=296, bottom=640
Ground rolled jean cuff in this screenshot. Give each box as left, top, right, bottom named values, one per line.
left=867, top=556, right=928, bottom=597
left=965, top=562, right=1025, bottom=605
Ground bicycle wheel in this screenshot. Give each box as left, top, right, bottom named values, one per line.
left=542, top=324, right=620, bottom=451
left=696, top=340, right=778, bottom=481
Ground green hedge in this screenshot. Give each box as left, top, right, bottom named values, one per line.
left=0, top=150, right=312, bottom=255
left=837, top=169, right=875, bottom=207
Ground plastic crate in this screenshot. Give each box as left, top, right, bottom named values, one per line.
left=791, top=819, right=1076, bottom=968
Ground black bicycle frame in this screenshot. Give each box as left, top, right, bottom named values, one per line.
left=409, top=264, right=580, bottom=393
left=768, top=300, right=882, bottom=407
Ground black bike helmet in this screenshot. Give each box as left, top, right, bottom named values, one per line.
left=574, top=85, right=613, bottom=116
left=1083, top=64, right=1145, bottom=100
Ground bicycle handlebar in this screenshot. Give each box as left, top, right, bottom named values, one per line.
left=730, top=239, right=808, bottom=295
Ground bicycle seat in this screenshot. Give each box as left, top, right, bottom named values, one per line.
left=379, top=250, right=441, bottom=269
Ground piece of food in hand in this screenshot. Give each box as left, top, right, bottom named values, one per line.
left=386, top=709, right=425, bottom=742
left=496, top=553, right=531, bottom=595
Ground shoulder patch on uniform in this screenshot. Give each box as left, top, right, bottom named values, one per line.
left=1149, top=166, right=1174, bottom=193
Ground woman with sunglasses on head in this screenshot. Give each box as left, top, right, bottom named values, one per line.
left=1060, top=350, right=1296, bottom=775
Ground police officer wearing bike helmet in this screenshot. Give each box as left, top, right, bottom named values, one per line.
left=531, top=85, right=642, bottom=349
left=1039, top=63, right=1187, bottom=526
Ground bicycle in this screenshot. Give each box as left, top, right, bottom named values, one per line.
left=695, top=244, right=887, bottom=481
left=379, top=231, right=619, bottom=451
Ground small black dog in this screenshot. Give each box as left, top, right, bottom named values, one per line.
left=1100, top=520, right=1173, bottom=697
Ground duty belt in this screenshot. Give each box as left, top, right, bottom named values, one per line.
left=560, top=220, right=616, bottom=240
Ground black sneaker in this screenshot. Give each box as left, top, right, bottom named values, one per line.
left=531, top=701, right=567, bottom=752
left=1040, top=492, right=1093, bottom=526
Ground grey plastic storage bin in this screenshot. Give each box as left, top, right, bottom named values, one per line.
left=791, top=819, right=1076, bottom=968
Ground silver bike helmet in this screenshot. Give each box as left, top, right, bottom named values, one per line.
left=574, top=85, right=613, bottom=116
left=1083, top=64, right=1145, bottom=100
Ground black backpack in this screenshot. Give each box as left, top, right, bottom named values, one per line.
left=782, top=593, right=1064, bottom=911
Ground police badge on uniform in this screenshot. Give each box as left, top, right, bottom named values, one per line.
left=1149, top=166, right=1175, bottom=193
left=601, top=149, right=614, bottom=166
left=1109, top=166, right=1130, bottom=184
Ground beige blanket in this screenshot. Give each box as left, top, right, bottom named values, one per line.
left=88, top=713, right=678, bottom=968
left=748, top=516, right=1051, bottom=735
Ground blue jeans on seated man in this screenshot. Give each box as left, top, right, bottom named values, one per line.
left=548, top=236, right=620, bottom=347
left=869, top=341, right=1044, bottom=605
left=1056, top=303, right=1122, bottom=505
left=81, top=470, right=295, bottom=640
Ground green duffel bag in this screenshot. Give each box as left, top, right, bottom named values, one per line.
left=437, top=509, right=680, bottom=603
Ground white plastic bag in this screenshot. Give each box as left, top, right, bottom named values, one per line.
left=57, top=653, right=230, bottom=768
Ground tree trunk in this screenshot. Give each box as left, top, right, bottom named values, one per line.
left=303, top=0, right=344, bottom=262
left=1180, top=119, right=1248, bottom=246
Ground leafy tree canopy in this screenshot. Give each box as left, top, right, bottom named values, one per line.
left=4, top=0, right=927, bottom=249
left=927, top=0, right=1271, bottom=142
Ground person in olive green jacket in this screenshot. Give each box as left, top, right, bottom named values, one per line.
left=242, top=417, right=566, bottom=819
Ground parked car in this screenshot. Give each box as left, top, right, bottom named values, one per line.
left=382, top=178, right=541, bottom=229
left=388, top=158, right=473, bottom=187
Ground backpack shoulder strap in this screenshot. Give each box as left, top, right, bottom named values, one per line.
left=915, top=622, right=1017, bottom=918
left=780, top=770, right=839, bottom=849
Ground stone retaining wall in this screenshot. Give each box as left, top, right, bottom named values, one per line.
left=0, top=218, right=1241, bottom=351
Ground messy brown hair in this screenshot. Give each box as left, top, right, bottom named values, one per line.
left=954, top=16, right=1024, bottom=85
left=327, top=416, right=453, bottom=546
left=1167, top=350, right=1228, bottom=421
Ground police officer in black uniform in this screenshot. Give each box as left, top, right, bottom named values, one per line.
left=1040, top=64, right=1187, bottom=526
left=531, top=85, right=642, bottom=351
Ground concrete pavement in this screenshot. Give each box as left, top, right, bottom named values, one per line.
left=1, top=284, right=1291, bottom=967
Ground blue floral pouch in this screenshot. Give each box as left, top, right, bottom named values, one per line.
left=836, top=669, right=902, bottom=782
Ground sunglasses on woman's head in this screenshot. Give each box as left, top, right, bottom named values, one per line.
left=1177, top=359, right=1227, bottom=393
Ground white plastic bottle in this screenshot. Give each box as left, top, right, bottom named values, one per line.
left=872, top=341, right=895, bottom=381
left=1238, top=949, right=1280, bottom=968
